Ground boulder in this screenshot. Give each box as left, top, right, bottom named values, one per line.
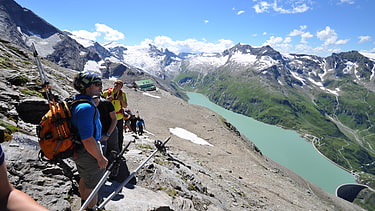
left=16, top=98, right=49, bottom=124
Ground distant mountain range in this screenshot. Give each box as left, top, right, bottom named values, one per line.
left=1, top=0, right=374, bottom=187
left=175, top=44, right=375, bottom=185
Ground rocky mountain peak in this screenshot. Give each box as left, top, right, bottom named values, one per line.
left=325, top=51, right=375, bottom=82
left=223, top=43, right=254, bottom=56
left=0, top=0, right=60, bottom=39
left=222, top=43, right=284, bottom=63
left=256, top=45, right=284, bottom=61
left=0, top=0, right=104, bottom=72
left=103, top=42, right=128, bottom=60
left=0, top=0, right=28, bottom=49
left=147, top=44, right=180, bottom=59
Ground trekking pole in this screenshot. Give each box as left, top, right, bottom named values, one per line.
left=96, top=136, right=171, bottom=210
left=79, top=139, right=135, bottom=211
left=31, top=43, right=52, bottom=103
left=32, top=43, right=71, bottom=148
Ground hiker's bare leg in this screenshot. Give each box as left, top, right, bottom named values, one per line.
left=79, top=179, right=98, bottom=209
left=85, top=191, right=97, bottom=209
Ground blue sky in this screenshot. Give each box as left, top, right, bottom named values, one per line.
left=15, top=0, right=374, bottom=57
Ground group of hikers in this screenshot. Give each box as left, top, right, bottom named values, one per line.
left=73, top=71, right=146, bottom=210
left=1, top=71, right=145, bottom=210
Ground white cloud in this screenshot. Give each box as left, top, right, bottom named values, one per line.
left=300, top=32, right=313, bottom=43
left=264, top=36, right=284, bottom=45
left=253, top=0, right=312, bottom=14
left=263, top=36, right=293, bottom=53
left=289, top=25, right=313, bottom=43
left=294, top=43, right=313, bottom=52
left=253, top=1, right=272, bottom=13
left=289, top=25, right=306, bottom=36
left=338, top=0, right=355, bottom=4
left=262, top=29, right=348, bottom=56
left=292, top=44, right=342, bottom=56
left=284, top=37, right=292, bottom=43
left=273, top=2, right=310, bottom=14
left=204, top=20, right=209, bottom=24
left=317, top=26, right=349, bottom=46
left=358, top=36, right=371, bottom=44
left=95, top=23, right=125, bottom=41
left=237, top=10, right=245, bottom=15
left=335, top=39, right=349, bottom=45
left=68, top=23, right=125, bottom=42
left=69, top=30, right=100, bottom=41
left=140, top=36, right=234, bottom=54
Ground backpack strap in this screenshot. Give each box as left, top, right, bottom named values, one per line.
left=70, top=98, right=97, bottom=119
left=107, top=88, right=112, bottom=97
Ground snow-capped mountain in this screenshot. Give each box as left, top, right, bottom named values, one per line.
left=178, top=43, right=375, bottom=95
left=98, top=41, right=375, bottom=98
left=101, top=42, right=182, bottom=79
left=3, top=0, right=375, bottom=93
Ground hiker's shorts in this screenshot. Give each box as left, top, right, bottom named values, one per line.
left=73, top=148, right=105, bottom=189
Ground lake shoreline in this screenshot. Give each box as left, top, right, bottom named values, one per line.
left=310, top=137, right=359, bottom=182
left=187, top=92, right=357, bottom=194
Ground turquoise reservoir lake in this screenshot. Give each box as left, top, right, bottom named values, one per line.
left=187, top=92, right=356, bottom=194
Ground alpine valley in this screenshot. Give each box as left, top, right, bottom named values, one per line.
left=1, top=0, right=375, bottom=209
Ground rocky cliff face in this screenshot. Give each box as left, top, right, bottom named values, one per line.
left=0, top=0, right=59, bottom=39
left=0, top=0, right=104, bottom=72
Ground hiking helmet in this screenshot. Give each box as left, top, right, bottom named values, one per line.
left=73, top=71, right=102, bottom=92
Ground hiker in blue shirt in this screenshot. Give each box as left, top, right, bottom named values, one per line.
left=136, top=117, right=145, bottom=136
left=0, top=145, right=49, bottom=211
left=71, top=71, right=108, bottom=211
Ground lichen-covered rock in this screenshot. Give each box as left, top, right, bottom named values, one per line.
left=2, top=133, right=76, bottom=211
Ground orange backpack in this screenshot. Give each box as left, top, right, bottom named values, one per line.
left=36, top=99, right=95, bottom=160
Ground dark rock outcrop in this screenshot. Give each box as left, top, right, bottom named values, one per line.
left=16, top=98, right=49, bottom=124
